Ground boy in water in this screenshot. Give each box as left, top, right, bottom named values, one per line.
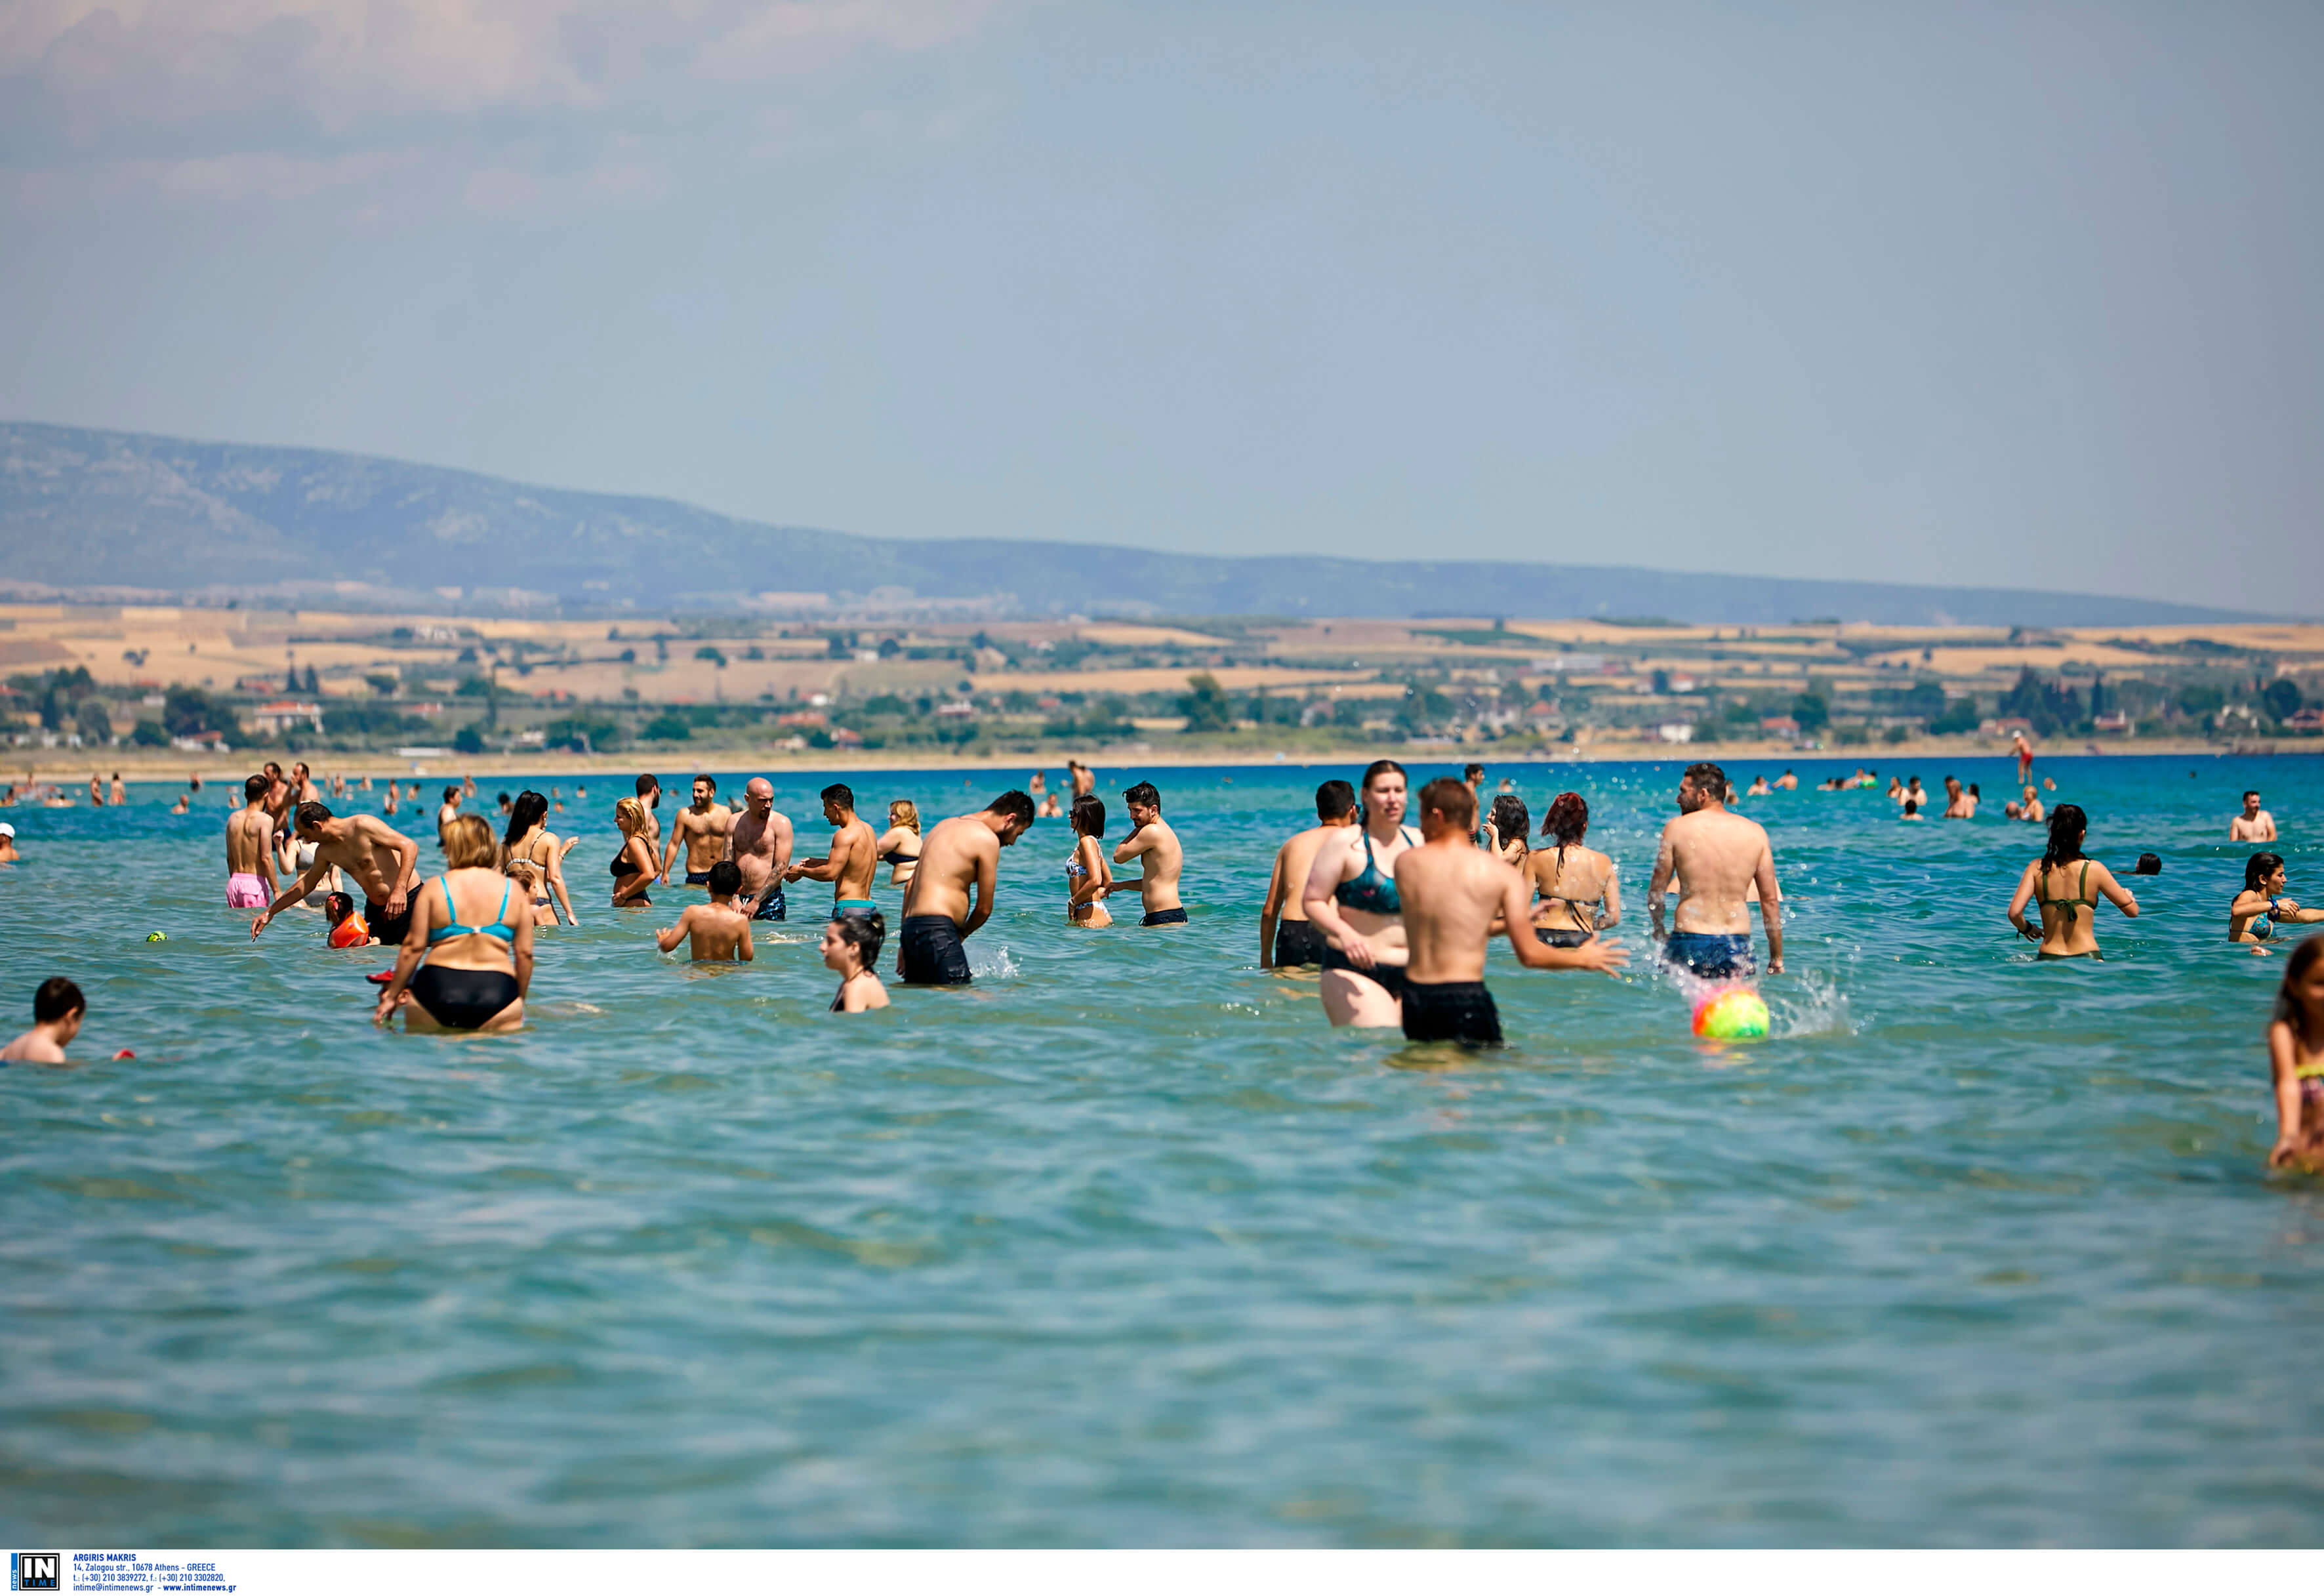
left=323, top=892, right=372, bottom=947
left=822, top=912, right=891, bottom=1012
left=655, top=860, right=755, bottom=962
left=1394, top=778, right=1627, bottom=1046
left=3, top=977, right=87, bottom=1064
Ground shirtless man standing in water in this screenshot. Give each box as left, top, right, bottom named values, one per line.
left=2233, top=791, right=2279, bottom=842
left=1260, top=779, right=1356, bottom=968
left=729, top=777, right=796, bottom=923
left=1112, top=781, right=1186, bottom=926
left=786, top=783, right=880, bottom=917
left=1648, top=761, right=1784, bottom=980
left=663, top=775, right=733, bottom=888
left=1395, top=777, right=1627, bottom=1046
left=897, top=791, right=1036, bottom=984
left=251, top=803, right=422, bottom=947
left=226, top=773, right=280, bottom=909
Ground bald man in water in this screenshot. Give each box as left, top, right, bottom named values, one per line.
left=729, top=777, right=796, bottom=922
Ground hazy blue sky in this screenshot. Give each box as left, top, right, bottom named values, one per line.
left=3, top=2, right=2319, bottom=609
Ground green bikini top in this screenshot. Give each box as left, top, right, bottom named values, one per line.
left=2035, top=860, right=2094, bottom=922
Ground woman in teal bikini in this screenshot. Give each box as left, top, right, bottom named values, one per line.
left=373, top=813, right=532, bottom=1033
left=2231, top=853, right=2324, bottom=953
left=1299, top=760, right=1416, bottom=1029
left=2007, top=804, right=2138, bottom=960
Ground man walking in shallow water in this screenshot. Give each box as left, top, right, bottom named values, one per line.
left=1648, top=760, right=1784, bottom=981
left=897, top=791, right=1036, bottom=984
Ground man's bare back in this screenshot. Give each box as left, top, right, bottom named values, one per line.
left=226, top=804, right=275, bottom=878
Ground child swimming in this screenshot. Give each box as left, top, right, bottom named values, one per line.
left=654, top=860, right=754, bottom=962
left=2267, top=935, right=2324, bottom=1170
left=821, top=911, right=891, bottom=1012
left=1, top=976, right=85, bottom=1063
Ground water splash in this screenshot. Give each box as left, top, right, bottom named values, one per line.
left=971, top=943, right=1020, bottom=980
left=1768, top=967, right=1854, bottom=1038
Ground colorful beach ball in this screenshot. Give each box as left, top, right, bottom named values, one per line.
left=1692, top=984, right=1770, bottom=1040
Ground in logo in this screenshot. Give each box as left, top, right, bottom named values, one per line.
left=10, top=1554, right=59, bottom=1592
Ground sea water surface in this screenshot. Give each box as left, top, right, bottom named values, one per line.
left=2, top=754, right=2319, bottom=1546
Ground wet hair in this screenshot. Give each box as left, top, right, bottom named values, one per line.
left=244, top=773, right=271, bottom=802
left=615, top=796, right=649, bottom=834
left=33, top=975, right=84, bottom=1024
left=1904, top=798, right=1919, bottom=816
left=1315, top=779, right=1356, bottom=822
left=1970, top=784, right=1981, bottom=798
left=829, top=909, right=887, bottom=970
left=2246, top=790, right=2262, bottom=802
left=1070, top=794, right=1107, bottom=838
left=1488, top=794, right=1528, bottom=846
left=294, top=801, right=333, bottom=831
left=496, top=792, right=512, bottom=809
left=323, top=891, right=355, bottom=922
left=636, top=772, right=660, bottom=797
left=987, top=790, right=1037, bottom=827
left=706, top=860, right=742, bottom=897
left=693, top=775, right=717, bottom=794
left=443, top=785, right=460, bottom=803
left=1124, top=781, right=1160, bottom=811
left=888, top=799, right=920, bottom=832
left=442, top=813, right=498, bottom=870
left=1683, top=762, right=1728, bottom=798
left=1417, top=775, right=1476, bottom=830
left=265, top=762, right=283, bottom=777
left=2247, top=852, right=2286, bottom=893
left=2134, top=853, right=2161, bottom=876
left=1542, top=792, right=1589, bottom=845
left=2276, top=934, right=2324, bottom=1043
left=1463, top=764, right=1484, bottom=781
left=2041, top=804, right=2088, bottom=869
left=821, top=783, right=855, bottom=811
left=504, top=790, right=548, bottom=848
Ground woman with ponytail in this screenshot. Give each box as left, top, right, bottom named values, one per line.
left=1526, top=792, right=1620, bottom=949
left=2007, top=803, right=2138, bottom=959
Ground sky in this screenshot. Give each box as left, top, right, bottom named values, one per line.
left=3, top=1, right=2319, bottom=611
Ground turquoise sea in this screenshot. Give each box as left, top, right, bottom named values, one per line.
left=2, top=753, right=2319, bottom=1546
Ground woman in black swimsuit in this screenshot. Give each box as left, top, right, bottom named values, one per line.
left=611, top=796, right=657, bottom=907
left=876, top=800, right=922, bottom=889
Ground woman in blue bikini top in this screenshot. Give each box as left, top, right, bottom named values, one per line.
left=2233, top=853, right=2324, bottom=950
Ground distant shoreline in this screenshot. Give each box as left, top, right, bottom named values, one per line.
left=13, top=737, right=2314, bottom=788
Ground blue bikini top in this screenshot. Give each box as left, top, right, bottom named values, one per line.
left=1335, top=827, right=1417, bottom=916
left=427, top=877, right=516, bottom=945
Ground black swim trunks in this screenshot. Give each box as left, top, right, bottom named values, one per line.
left=685, top=869, right=712, bottom=886
left=409, top=964, right=520, bottom=1030
left=748, top=883, right=786, bottom=922
left=1320, top=942, right=1408, bottom=1001
left=1400, top=979, right=1502, bottom=1047
left=1142, top=907, right=1189, bottom=927
left=900, top=913, right=972, bottom=985
left=1273, top=918, right=1328, bottom=968
left=365, top=895, right=415, bottom=950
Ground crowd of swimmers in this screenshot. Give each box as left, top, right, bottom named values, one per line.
left=4, top=752, right=2322, bottom=1168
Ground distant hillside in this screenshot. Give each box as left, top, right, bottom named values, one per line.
left=0, top=422, right=2257, bottom=626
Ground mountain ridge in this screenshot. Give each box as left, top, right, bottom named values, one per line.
left=0, top=421, right=2262, bottom=626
